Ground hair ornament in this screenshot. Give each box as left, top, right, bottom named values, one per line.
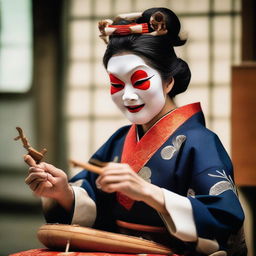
left=149, top=11, right=168, bottom=36
left=98, top=11, right=168, bottom=44
left=98, top=19, right=114, bottom=44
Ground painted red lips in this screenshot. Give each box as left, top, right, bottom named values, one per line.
left=126, top=104, right=145, bottom=113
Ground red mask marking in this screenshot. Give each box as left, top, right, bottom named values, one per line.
left=109, top=74, right=125, bottom=95
left=131, top=70, right=150, bottom=90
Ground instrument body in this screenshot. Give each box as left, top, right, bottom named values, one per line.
left=37, top=224, right=173, bottom=254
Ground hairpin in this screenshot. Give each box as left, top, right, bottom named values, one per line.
left=98, top=11, right=168, bottom=44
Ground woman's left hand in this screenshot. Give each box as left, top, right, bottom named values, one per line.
left=96, top=162, right=167, bottom=213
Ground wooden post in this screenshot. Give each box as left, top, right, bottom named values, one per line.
left=231, top=63, right=256, bottom=185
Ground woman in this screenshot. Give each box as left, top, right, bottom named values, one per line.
left=24, top=8, right=246, bottom=255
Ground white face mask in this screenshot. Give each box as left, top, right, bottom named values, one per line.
left=107, top=54, right=166, bottom=124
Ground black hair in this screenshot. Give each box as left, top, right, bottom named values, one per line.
left=103, top=7, right=191, bottom=97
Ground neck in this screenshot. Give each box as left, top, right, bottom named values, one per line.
left=141, top=97, right=176, bottom=133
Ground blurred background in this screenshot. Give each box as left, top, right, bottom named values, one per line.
left=0, top=0, right=255, bottom=255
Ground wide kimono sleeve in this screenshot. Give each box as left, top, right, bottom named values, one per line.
left=160, top=128, right=245, bottom=255
left=42, top=125, right=130, bottom=227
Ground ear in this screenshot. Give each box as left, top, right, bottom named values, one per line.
left=163, top=77, right=174, bottom=94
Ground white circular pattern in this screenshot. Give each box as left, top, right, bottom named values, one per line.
left=138, top=166, right=152, bottom=183
left=161, top=145, right=176, bottom=160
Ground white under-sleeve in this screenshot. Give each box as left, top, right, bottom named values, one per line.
left=159, top=188, right=220, bottom=254
left=159, top=188, right=197, bottom=242
left=71, top=186, right=97, bottom=227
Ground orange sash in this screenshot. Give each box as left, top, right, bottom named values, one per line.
left=118, top=102, right=202, bottom=210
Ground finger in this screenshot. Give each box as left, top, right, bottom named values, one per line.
left=101, top=168, right=131, bottom=176
left=38, top=162, right=65, bottom=178
left=45, top=180, right=53, bottom=188
left=97, top=169, right=121, bottom=184
left=95, top=176, right=103, bottom=189
left=100, top=174, right=132, bottom=186
left=101, top=182, right=130, bottom=194
left=28, top=167, right=57, bottom=183
left=25, top=172, right=47, bottom=185
left=28, top=167, right=46, bottom=174
left=99, top=169, right=135, bottom=183
left=31, top=180, right=53, bottom=193
left=104, top=162, right=130, bottom=170
left=27, top=178, right=47, bottom=188
left=35, top=182, right=45, bottom=196
left=26, top=170, right=57, bottom=186
left=95, top=179, right=101, bottom=189
left=29, top=180, right=43, bottom=191
left=24, top=155, right=37, bottom=167
left=46, top=172, right=57, bottom=185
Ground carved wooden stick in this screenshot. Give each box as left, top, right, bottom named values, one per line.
left=88, top=158, right=108, bottom=167
left=14, top=127, right=47, bottom=163
left=70, top=159, right=104, bottom=175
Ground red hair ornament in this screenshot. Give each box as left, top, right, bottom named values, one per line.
left=98, top=11, right=168, bottom=44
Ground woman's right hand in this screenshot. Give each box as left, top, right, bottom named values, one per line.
left=24, top=155, right=74, bottom=211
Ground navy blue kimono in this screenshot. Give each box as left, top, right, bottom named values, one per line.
left=47, top=103, right=246, bottom=255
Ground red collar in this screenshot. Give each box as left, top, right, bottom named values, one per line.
left=118, top=102, right=202, bottom=210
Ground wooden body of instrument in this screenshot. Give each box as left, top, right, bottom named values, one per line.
left=37, top=224, right=173, bottom=254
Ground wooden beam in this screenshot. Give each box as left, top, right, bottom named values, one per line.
left=231, top=63, right=256, bottom=185
left=241, top=0, right=256, bottom=61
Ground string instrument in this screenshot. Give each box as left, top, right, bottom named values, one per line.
left=37, top=224, right=173, bottom=254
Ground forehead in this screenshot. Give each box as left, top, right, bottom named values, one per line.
left=107, top=54, right=151, bottom=76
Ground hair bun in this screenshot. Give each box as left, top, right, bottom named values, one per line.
left=170, top=58, right=191, bottom=97
left=137, top=7, right=187, bottom=46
